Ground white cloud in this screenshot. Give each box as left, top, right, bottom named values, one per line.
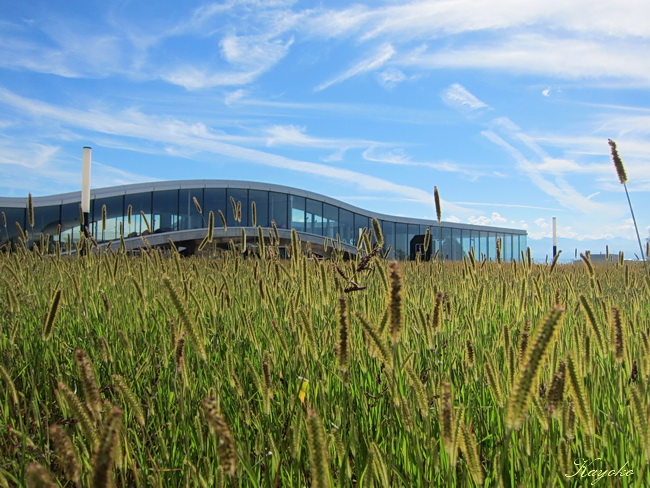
left=402, top=35, right=650, bottom=85
left=442, top=83, right=489, bottom=112
left=0, top=87, right=453, bottom=208
left=376, top=67, right=407, bottom=88
left=315, top=43, right=395, bottom=91
left=467, top=212, right=508, bottom=226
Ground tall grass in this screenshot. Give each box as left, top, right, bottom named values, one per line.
left=0, top=243, right=648, bottom=487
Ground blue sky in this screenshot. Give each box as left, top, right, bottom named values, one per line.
left=1, top=0, right=649, bottom=257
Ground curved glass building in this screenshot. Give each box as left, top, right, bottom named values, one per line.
left=0, top=180, right=526, bottom=260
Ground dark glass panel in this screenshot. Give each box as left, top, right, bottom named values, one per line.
left=354, top=214, right=370, bottom=241
left=441, top=227, right=452, bottom=260
left=323, top=203, right=338, bottom=238
left=452, top=228, right=462, bottom=260
left=503, top=233, right=512, bottom=262
left=249, top=190, right=269, bottom=228
left=124, top=192, right=152, bottom=236
left=60, top=202, right=81, bottom=243
left=179, top=188, right=204, bottom=231
left=1, top=207, right=25, bottom=244
left=306, top=199, right=323, bottom=235
left=269, top=192, right=288, bottom=229
left=339, top=208, right=354, bottom=245
left=226, top=188, right=248, bottom=226
left=152, top=190, right=179, bottom=233
left=204, top=188, right=227, bottom=229
left=33, top=205, right=61, bottom=236
left=93, top=195, right=124, bottom=241
left=395, top=223, right=407, bottom=260
left=479, top=231, right=489, bottom=260
left=382, top=220, right=395, bottom=259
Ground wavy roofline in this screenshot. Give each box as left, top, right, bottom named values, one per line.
left=0, top=179, right=526, bottom=234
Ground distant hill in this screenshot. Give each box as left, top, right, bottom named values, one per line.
left=527, top=237, right=647, bottom=263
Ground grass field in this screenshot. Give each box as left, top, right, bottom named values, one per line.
left=0, top=238, right=649, bottom=487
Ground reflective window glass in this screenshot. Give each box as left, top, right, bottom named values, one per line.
left=125, top=192, right=152, bottom=236
left=249, top=190, right=269, bottom=227
left=382, top=220, right=395, bottom=259
left=227, top=189, right=248, bottom=226
left=290, top=195, right=306, bottom=232
left=395, top=223, right=407, bottom=259
left=323, top=203, right=338, bottom=238
left=152, top=190, right=178, bottom=234
left=179, top=188, right=204, bottom=231
left=339, top=209, right=354, bottom=245
left=269, top=192, right=288, bottom=229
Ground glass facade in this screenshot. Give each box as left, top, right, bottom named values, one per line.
left=0, top=183, right=527, bottom=260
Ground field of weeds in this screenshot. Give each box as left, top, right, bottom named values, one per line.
left=0, top=239, right=649, bottom=487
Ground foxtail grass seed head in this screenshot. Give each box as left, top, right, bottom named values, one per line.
left=251, top=201, right=257, bottom=227
left=459, top=422, right=484, bottom=485
left=580, top=253, right=594, bottom=278
left=101, top=204, right=107, bottom=231
left=112, top=374, right=145, bottom=427
left=91, top=406, right=123, bottom=488
left=496, top=237, right=502, bottom=264
left=56, top=381, right=96, bottom=444
left=207, top=210, right=214, bottom=242
left=42, top=287, right=62, bottom=341
left=546, top=360, right=566, bottom=417
left=139, top=211, right=151, bottom=233
left=218, top=209, right=227, bottom=231
left=424, top=227, right=431, bottom=253
left=49, top=425, right=81, bottom=484
left=25, top=462, right=56, bottom=488
left=337, top=295, right=350, bottom=372
left=566, top=354, right=595, bottom=437
left=306, top=408, right=332, bottom=488
left=610, top=306, right=625, bottom=363
left=465, top=340, right=475, bottom=367
left=74, top=349, right=102, bottom=420
left=356, top=312, right=393, bottom=370
left=1, top=211, right=6, bottom=229
left=439, top=381, right=457, bottom=465
left=506, top=305, right=564, bottom=430
left=203, top=398, right=237, bottom=477
left=579, top=295, right=604, bottom=353
left=27, top=193, right=34, bottom=228
left=549, top=250, right=562, bottom=274
left=371, top=217, right=384, bottom=247
left=0, top=364, right=18, bottom=406
left=388, top=261, right=402, bottom=344
left=162, top=274, right=207, bottom=361
left=174, top=334, right=186, bottom=374
left=193, top=196, right=203, bottom=214
left=608, top=139, right=627, bottom=184
left=229, top=196, right=237, bottom=221
left=433, top=186, right=442, bottom=223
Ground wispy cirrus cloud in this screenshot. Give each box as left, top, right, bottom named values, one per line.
left=362, top=146, right=486, bottom=179
left=315, top=43, right=395, bottom=91
left=402, top=35, right=650, bottom=85
left=0, top=87, right=464, bottom=211
left=442, top=83, right=489, bottom=112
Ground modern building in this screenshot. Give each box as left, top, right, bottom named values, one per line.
left=0, top=180, right=527, bottom=259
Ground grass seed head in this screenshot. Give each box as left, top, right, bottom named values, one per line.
left=91, top=406, right=123, bottom=488
left=608, top=139, right=627, bottom=184
left=388, top=261, right=402, bottom=344
left=306, top=408, right=331, bottom=488
left=49, top=425, right=81, bottom=484
left=506, top=306, right=564, bottom=430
